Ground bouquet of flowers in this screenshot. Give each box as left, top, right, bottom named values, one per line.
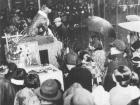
left=7, top=41, right=21, bottom=60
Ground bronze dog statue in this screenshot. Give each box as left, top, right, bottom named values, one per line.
left=27, top=5, right=51, bottom=36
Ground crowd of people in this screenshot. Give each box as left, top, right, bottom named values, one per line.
left=1, top=35, right=140, bottom=105
left=0, top=2, right=140, bottom=105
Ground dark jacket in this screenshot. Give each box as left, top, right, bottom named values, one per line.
left=56, top=23, right=68, bottom=42
left=65, top=65, right=92, bottom=92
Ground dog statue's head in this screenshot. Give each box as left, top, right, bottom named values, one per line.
left=41, top=5, right=52, bottom=14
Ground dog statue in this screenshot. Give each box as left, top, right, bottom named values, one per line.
left=27, top=5, right=52, bottom=36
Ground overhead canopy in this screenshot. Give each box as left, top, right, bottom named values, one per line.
left=86, top=16, right=116, bottom=51
left=126, top=15, right=140, bottom=22
left=118, top=21, right=140, bottom=33
left=87, top=16, right=113, bottom=34
left=86, top=16, right=116, bottom=38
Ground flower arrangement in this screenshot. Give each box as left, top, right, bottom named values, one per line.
left=7, top=41, right=21, bottom=60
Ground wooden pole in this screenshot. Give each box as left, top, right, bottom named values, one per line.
left=7, top=0, right=11, bottom=11
left=38, top=0, right=41, bottom=10
left=104, top=0, right=106, bottom=18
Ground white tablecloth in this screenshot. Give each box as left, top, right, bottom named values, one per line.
left=26, top=64, right=64, bottom=90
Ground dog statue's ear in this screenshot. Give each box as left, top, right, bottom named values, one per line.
left=41, top=5, right=46, bottom=10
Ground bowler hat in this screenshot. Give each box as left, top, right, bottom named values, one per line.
left=35, top=79, right=62, bottom=101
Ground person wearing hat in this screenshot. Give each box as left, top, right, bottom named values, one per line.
left=11, top=68, right=27, bottom=93
left=79, top=50, right=101, bottom=85
left=65, top=50, right=97, bottom=91
left=65, top=65, right=92, bottom=92
left=53, top=17, right=69, bottom=45
left=131, top=40, right=140, bottom=79
left=35, top=79, right=63, bottom=105
left=88, top=33, right=106, bottom=84
left=103, top=39, right=132, bottom=91
left=109, top=65, right=140, bottom=105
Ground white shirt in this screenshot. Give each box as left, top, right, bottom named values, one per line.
left=92, top=85, right=110, bottom=105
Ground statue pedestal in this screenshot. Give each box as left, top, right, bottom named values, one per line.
left=6, top=36, right=63, bottom=69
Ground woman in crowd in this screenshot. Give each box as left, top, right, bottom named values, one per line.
left=11, top=68, right=27, bottom=93
left=0, top=78, right=16, bottom=105
left=103, top=39, right=131, bottom=91
left=65, top=50, right=93, bottom=92
left=88, top=32, right=106, bottom=84
left=14, top=73, right=40, bottom=105
left=131, top=40, right=140, bottom=79
left=53, top=17, right=69, bottom=46
left=1, top=3, right=140, bottom=105
left=109, top=65, right=140, bottom=105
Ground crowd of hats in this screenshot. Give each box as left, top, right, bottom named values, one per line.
left=0, top=41, right=140, bottom=105
left=1, top=1, right=140, bottom=105
left=0, top=62, right=94, bottom=105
